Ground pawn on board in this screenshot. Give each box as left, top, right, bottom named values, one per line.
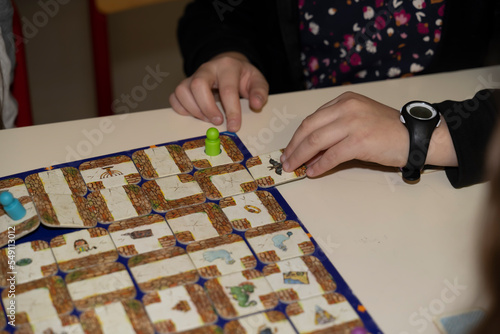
left=205, top=127, right=221, bottom=156
left=0, top=191, right=26, bottom=221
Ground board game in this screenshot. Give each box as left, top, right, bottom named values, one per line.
left=0, top=131, right=382, bottom=334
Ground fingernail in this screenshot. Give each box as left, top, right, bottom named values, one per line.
left=212, top=116, right=222, bottom=125
left=228, top=120, right=237, bottom=132
left=280, top=153, right=287, bottom=163
left=306, top=167, right=315, bottom=177
left=283, top=161, right=290, bottom=171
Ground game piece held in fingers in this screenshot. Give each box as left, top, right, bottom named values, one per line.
left=246, top=149, right=307, bottom=188
left=205, top=127, right=221, bottom=156
left=0, top=191, right=26, bottom=220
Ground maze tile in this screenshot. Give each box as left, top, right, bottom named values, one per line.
left=1, top=276, right=73, bottom=328
left=32, top=192, right=96, bottom=228
left=142, top=174, right=205, bottom=212
left=166, top=203, right=232, bottom=245
left=50, top=227, right=118, bottom=272
left=80, top=300, right=154, bottom=334
left=246, top=150, right=307, bottom=188
left=224, top=311, right=295, bottom=334
left=132, top=144, right=193, bottom=179
left=219, top=191, right=286, bottom=231
left=0, top=302, right=4, bottom=330
left=186, top=234, right=256, bottom=279
left=194, top=163, right=257, bottom=200
left=0, top=240, right=57, bottom=286
left=65, top=262, right=136, bottom=311
left=108, top=214, right=176, bottom=257
left=14, top=315, right=83, bottom=334
left=286, top=293, right=364, bottom=333
left=128, top=247, right=198, bottom=292
left=245, top=221, right=315, bottom=264
left=79, top=155, right=141, bottom=191
left=87, top=184, right=152, bottom=224
left=182, top=135, right=244, bottom=169
left=204, top=269, right=278, bottom=320
left=263, top=256, right=336, bottom=303
left=25, top=167, right=87, bottom=196
left=0, top=178, right=39, bottom=247
left=143, top=284, right=217, bottom=333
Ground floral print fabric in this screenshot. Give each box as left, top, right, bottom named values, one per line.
left=299, top=0, right=446, bottom=88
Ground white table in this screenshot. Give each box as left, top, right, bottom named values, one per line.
left=1, top=65, right=499, bottom=333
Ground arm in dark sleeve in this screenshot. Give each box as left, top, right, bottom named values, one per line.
left=432, top=89, right=500, bottom=188
left=177, top=1, right=301, bottom=93
left=177, top=0, right=269, bottom=77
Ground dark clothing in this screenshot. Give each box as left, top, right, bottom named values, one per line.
left=436, top=90, right=500, bottom=188
left=178, top=0, right=500, bottom=188
left=179, top=0, right=499, bottom=94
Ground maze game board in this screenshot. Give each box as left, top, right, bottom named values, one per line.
left=0, top=132, right=382, bottom=334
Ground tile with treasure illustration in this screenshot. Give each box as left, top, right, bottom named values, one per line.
left=132, top=144, right=193, bottom=179
left=186, top=234, right=257, bottom=279
left=0, top=178, right=39, bottom=247
left=165, top=203, right=232, bottom=245
left=79, top=155, right=141, bottom=191
left=128, top=247, right=198, bottom=293
left=50, top=227, right=118, bottom=272
left=204, top=269, right=278, bottom=320
left=142, top=174, right=205, bottom=212
left=286, top=292, right=364, bottom=334
left=246, top=150, right=307, bottom=188
left=87, top=184, right=151, bottom=223
left=142, top=284, right=217, bottom=334
left=80, top=299, right=154, bottom=334
left=194, top=163, right=257, bottom=200
left=224, top=310, right=295, bottom=333
left=108, top=214, right=176, bottom=258
left=263, top=256, right=336, bottom=304
left=182, top=135, right=244, bottom=170
left=65, top=262, right=136, bottom=311
left=245, top=221, right=315, bottom=264
left=1, top=276, right=73, bottom=328
left=25, top=167, right=87, bottom=197
left=15, top=315, right=84, bottom=334
left=219, top=191, right=286, bottom=231
left=0, top=240, right=57, bottom=286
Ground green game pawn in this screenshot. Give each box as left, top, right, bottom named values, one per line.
left=205, top=127, right=221, bottom=156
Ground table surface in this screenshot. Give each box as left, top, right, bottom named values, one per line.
left=2, top=65, right=499, bottom=333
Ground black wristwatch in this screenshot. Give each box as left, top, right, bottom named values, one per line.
left=399, top=101, right=441, bottom=181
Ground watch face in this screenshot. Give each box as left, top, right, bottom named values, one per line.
left=406, top=102, right=438, bottom=120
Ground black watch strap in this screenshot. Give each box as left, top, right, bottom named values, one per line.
left=400, top=101, right=441, bottom=181
left=401, top=119, right=438, bottom=181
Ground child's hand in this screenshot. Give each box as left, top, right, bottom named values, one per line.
left=281, top=92, right=411, bottom=177
left=169, top=52, right=269, bottom=132
left=281, top=92, right=457, bottom=177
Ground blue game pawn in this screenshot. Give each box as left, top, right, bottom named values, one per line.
left=0, top=191, right=26, bottom=221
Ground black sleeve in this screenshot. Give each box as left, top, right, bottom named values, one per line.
left=178, top=0, right=269, bottom=77
left=177, top=0, right=302, bottom=94
left=432, top=89, right=500, bottom=188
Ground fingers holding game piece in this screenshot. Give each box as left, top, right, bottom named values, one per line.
left=0, top=191, right=27, bottom=221
left=281, top=92, right=409, bottom=176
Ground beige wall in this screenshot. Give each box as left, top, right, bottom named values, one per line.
left=14, top=0, right=189, bottom=125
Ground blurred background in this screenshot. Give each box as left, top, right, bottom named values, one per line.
left=14, top=0, right=190, bottom=125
